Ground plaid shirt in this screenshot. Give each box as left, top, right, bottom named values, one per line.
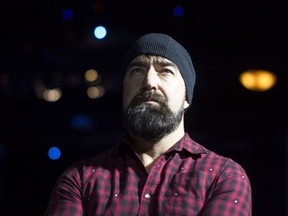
left=45, top=133, right=252, bottom=216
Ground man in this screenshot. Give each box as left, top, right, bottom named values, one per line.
left=45, top=33, right=252, bottom=215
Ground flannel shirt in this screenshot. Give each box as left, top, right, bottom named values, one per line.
left=45, top=133, right=252, bottom=215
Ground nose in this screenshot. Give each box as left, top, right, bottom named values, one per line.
left=141, top=66, right=158, bottom=91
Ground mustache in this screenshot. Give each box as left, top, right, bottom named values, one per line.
left=130, top=91, right=167, bottom=107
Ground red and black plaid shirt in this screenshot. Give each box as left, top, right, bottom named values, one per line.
left=45, top=133, right=252, bottom=216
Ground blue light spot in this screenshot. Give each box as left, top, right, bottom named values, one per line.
left=173, top=5, right=184, bottom=17
left=94, top=26, right=107, bottom=39
left=62, top=9, right=73, bottom=20
left=48, top=147, right=61, bottom=160
left=71, top=115, right=93, bottom=130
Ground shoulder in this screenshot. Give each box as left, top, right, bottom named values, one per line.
left=185, top=135, right=247, bottom=176
left=191, top=147, right=252, bottom=214
left=184, top=135, right=250, bottom=187
left=204, top=147, right=248, bottom=178
left=194, top=144, right=251, bottom=201
left=197, top=146, right=249, bottom=180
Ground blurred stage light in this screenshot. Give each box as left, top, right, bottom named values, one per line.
left=71, top=114, right=93, bottom=129
left=85, top=69, right=99, bottom=82
left=239, top=69, right=277, bottom=92
left=48, top=147, right=61, bottom=160
left=94, top=26, right=107, bottom=39
left=173, top=5, right=184, bottom=17
left=62, top=9, right=73, bottom=20
left=43, top=88, right=62, bottom=102
left=87, top=86, right=105, bottom=99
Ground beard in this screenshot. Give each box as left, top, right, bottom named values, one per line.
left=123, top=91, right=184, bottom=141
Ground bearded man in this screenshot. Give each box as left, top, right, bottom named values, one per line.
left=45, top=33, right=252, bottom=216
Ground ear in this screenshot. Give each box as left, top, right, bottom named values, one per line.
left=183, top=100, right=189, bottom=109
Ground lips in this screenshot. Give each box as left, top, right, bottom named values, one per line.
left=142, top=97, right=159, bottom=102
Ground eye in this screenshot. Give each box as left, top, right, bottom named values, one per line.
left=161, top=68, right=175, bottom=75
left=132, top=68, right=142, bottom=73
left=130, top=67, right=145, bottom=75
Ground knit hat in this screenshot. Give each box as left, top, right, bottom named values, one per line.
left=122, top=33, right=196, bottom=107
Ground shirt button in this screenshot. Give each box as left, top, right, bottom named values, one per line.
left=144, top=193, right=151, bottom=199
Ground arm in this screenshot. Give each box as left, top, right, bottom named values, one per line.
left=44, top=165, right=84, bottom=216
left=201, top=160, right=252, bottom=216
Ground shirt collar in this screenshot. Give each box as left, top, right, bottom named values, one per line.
left=115, top=133, right=207, bottom=159
left=171, top=133, right=208, bottom=155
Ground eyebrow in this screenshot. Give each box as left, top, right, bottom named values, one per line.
left=153, top=58, right=177, bottom=68
left=127, top=60, right=148, bottom=69
left=128, top=56, right=178, bottom=69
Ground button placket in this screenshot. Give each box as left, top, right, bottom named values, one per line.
left=138, top=157, right=165, bottom=214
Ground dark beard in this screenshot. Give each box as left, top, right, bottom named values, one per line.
left=123, top=91, right=184, bottom=141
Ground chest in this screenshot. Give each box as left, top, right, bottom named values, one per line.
left=82, top=156, right=217, bottom=216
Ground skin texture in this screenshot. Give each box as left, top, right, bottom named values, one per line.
left=123, top=55, right=189, bottom=114
left=122, top=55, right=189, bottom=171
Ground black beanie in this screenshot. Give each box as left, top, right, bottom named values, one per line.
left=122, top=33, right=196, bottom=106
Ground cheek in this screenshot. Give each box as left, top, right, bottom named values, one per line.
left=122, top=83, right=138, bottom=110
left=167, top=84, right=186, bottom=110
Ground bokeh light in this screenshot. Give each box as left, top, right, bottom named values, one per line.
left=239, top=69, right=277, bottom=92
left=43, top=88, right=62, bottom=102
left=48, top=147, right=61, bottom=160
left=173, top=5, right=184, bottom=17
left=94, top=26, right=107, bottom=39
left=71, top=115, right=94, bottom=130
left=62, top=9, right=73, bottom=21
left=85, top=69, right=99, bottom=82
left=87, top=86, right=105, bottom=99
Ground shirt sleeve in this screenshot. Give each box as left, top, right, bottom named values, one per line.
left=200, top=159, right=252, bottom=216
left=44, top=164, right=84, bottom=216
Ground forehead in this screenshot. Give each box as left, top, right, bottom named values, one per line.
left=128, top=55, right=179, bottom=69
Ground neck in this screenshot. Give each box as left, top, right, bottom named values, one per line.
left=130, top=120, right=185, bottom=172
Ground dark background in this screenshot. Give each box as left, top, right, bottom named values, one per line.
left=1, top=0, right=287, bottom=215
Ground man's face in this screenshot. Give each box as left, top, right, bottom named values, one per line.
left=123, top=55, right=189, bottom=113
left=122, top=55, right=189, bottom=140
